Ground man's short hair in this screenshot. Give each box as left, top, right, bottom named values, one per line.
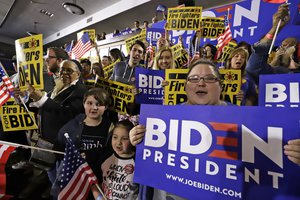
left=48, top=47, right=69, bottom=60
left=80, top=59, right=91, bottom=66
left=129, top=40, right=146, bottom=54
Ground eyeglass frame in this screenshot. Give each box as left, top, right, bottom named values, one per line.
left=47, top=55, right=57, bottom=59
left=187, top=74, right=220, bottom=83
left=59, top=67, right=77, bottom=74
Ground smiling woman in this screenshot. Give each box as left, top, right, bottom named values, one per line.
left=185, top=59, right=228, bottom=106
left=59, top=60, right=80, bottom=85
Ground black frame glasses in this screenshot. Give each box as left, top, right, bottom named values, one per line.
left=60, top=67, right=75, bottom=74
left=47, top=55, right=57, bottom=59
left=187, top=74, right=219, bottom=83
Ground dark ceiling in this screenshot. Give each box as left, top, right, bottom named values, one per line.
left=0, top=0, right=241, bottom=59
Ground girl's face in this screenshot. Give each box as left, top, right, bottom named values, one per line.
left=83, top=96, right=106, bottom=120
left=158, top=50, right=172, bottom=70
left=230, top=52, right=246, bottom=69
left=112, top=127, right=134, bottom=157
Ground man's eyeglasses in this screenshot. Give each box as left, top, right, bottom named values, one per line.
left=187, top=75, right=219, bottom=83
left=47, top=56, right=57, bottom=59
left=60, top=67, right=75, bottom=74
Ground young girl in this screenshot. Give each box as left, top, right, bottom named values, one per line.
left=92, top=120, right=138, bottom=200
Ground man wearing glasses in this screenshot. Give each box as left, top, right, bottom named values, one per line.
left=45, top=47, right=69, bottom=80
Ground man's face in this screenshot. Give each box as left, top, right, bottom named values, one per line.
left=185, top=64, right=221, bottom=105
left=46, top=49, right=60, bottom=73
left=59, top=61, right=79, bottom=85
left=129, top=44, right=144, bottom=66
left=81, top=62, right=91, bottom=75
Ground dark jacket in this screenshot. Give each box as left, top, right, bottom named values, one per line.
left=39, top=81, right=87, bottom=144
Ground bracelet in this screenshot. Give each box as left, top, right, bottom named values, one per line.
left=96, top=195, right=103, bottom=200
left=266, top=33, right=274, bottom=40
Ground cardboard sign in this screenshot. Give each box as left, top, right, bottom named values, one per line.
left=259, top=73, right=300, bottom=108
left=164, top=69, right=188, bottom=105
left=146, top=28, right=165, bottom=47
left=86, top=78, right=134, bottom=114
left=135, top=68, right=164, bottom=104
left=15, top=34, right=44, bottom=91
left=201, top=17, right=225, bottom=39
left=217, top=42, right=237, bottom=64
left=171, top=44, right=188, bottom=69
left=0, top=99, right=38, bottom=131
left=103, top=59, right=120, bottom=79
left=166, top=7, right=203, bottom=31
left=125, top=31, right=146, bottom=53
left=135, top=104, right=300, bottom=200
left=219, top=69, right=242, bottom=105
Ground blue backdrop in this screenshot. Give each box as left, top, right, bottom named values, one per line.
left=135, top=104, right=300, bottom=200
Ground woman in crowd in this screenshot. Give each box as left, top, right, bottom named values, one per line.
left=225, top=47, right=257, bottom=105
left=109, top=48, right=125, bottom=63
left=130, top=60, right=232, bottom=200
left=202, top=43, right=217, bottom=62
left=237, top=41, right=252, bottom=58
left=152, top=46, right=175, bottom=70
left=129, top=59, right=300, bottom=200
left=91, top=62, right=104, bottom=79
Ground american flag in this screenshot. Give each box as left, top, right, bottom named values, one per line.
left=0, top=144, right=16, bottom=196
left=0, top=65, right=14, bottom=106
left=215, top=12, right=232, bottom=60
left=58, top=138, right=98, bottom=200
left=72, top=32, right=93, bottom=59
left=65, top=41, right=73, bottom=58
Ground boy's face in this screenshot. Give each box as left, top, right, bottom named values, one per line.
left=112, top=127, right=134, bottom=158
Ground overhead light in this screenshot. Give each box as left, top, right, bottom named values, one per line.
left=40, top=9, right=54, bottom=17
left=62, top=2, right=85, bottom=15
left=26, top=31, right=38, bottom=36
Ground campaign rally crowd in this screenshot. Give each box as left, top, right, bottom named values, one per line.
left=0, top=1, right=300, bottom=200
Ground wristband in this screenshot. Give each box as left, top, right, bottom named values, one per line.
left=266, top=33, right=274, bottom=40
left=96, top=195, right=103, bottom=200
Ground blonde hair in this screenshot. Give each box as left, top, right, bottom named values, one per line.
left=225, top=47, right=249, bottom=75
left=152, top=46, right=175, bottom=70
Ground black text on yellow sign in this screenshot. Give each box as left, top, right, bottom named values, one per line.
left=219, top=69, right=241, bottom=106
left=218, top=42, right=237, bottom=63
left=167, top=7, right=202, bottom=31
left=201, top=17, right=225, bottom=39
left=125, top=32, right=146, bottom=53
left=103, top=59, right=120, bottom=79
left=15, top=34, right=44, bottom=91
left=164, top=69, right=188, bottom=105
left=0, top=101, right=38, bottom=131
left=172, top=44, right=188, bottom=69
left=86, top=78, right=135, bottom=114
